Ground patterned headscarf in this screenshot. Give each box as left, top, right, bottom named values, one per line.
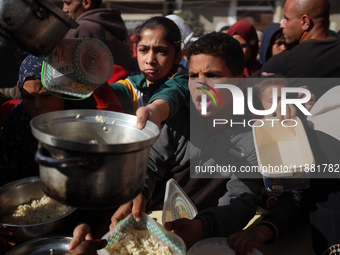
left=18, top=54, right=43, bottom=91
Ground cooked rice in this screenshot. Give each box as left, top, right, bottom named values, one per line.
left=2, top=195, right=72, bottom=224
left=107, top=230, right=172, bottom=255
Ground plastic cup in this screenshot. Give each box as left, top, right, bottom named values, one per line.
left=42, top=38, right=114, bottom=98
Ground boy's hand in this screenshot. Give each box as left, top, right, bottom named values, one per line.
left=164, top=218, right=203, bottom=250
left=110, top=193, right=146, bottom=229
left=228, top=225, right=272, bottom=255
left=68, top=223, right=93, bottom=251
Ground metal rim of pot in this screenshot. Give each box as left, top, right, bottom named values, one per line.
left=30, top=109, right=160, bottom=153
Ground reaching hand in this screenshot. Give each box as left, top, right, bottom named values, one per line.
left=68, top=223, right=93, bottom=251
left=110, top=193, right=146, bottom=230
left=164, top=218, right=204, bottom=250
left=136, top=99, right=170, bottom=131
left=228, top=225, right=272, bottom=255
left=265, top=100, right=297, bottom=121
left=64, top=239, right=107, bottom=255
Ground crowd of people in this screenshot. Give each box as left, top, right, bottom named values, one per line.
left=0, top=0, right=340, bottom=254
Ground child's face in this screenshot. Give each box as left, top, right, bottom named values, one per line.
left=260, top=84, right=286, bottom=110
left=22, top=78, right=65, bottom=118
left=188, top=54, right=242, bottom=118
left=137, top=27, right=179, bottom=86
left=232, top=34, right=251, bottom=65
left=271, top=36, right=287, bottom=56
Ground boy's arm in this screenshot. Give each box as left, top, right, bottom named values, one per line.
left=195, top=176, right=263, bottom=238
left=256, top=189, right=307, bottom=242
left=227, top=189, right=307, bottom=254
left=143, top=108, right=189, bottom=201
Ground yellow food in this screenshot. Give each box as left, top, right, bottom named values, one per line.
left=2, top=195, right=72, bottom=224
left=95, top=115, right=106, bottom=123
left=107, top=230, right=172, bottom=255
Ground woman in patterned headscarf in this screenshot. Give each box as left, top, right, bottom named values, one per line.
left=0, top=53, right=129, bottom=186
left=0, top=55, right=67, bottom=186
left=228, top=21, right=262, bottom=77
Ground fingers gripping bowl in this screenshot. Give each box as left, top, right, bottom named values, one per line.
left=30, top=110, right=160, bottom=209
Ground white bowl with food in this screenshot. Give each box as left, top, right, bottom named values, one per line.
left=99, top=213, right=186, bottom=255
left=0, top=177, right=77, bottom=244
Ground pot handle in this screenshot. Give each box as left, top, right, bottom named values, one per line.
left=35, top=150, right=89, bottom=168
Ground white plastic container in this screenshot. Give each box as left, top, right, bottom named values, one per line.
left=162, top=178, right=198, bottom=225
left=252, top=117, right=314, bottom=192
left=98, top=213, right=186, bottom=255
left=187, top=237, right=263, bottom=255
left=41, top=38, right=113, bottom=98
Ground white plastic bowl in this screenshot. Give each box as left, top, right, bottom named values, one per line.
left=187, top=237, right=263, bottom=255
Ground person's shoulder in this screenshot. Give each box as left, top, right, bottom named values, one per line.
left=166, top=66, right=189, bottom=84
left=165, top=101, right=190, bottom=126
left=77, top=8, right=124, bottom=23
left=259, top=47, right=291, bottom=73
left=128, top=74, right=146, bottom=88
left=228, top=127, right=256, bottom=161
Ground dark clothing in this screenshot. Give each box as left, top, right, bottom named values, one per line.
left=0, top=97, right=97, bottom=186
left=144, top=102, right=263, bottom=238
left=260, top=38, right=340, bottom=100
left=308, top=178, right=340, bottom=255
left=258, top=190, right=308, bottom=243
left=0, top=102, right=38, bottom=185
left=0, top=36, right=27, bottom=89
left=260, top=38, right=340, bottom=253
left=259, top=23, right=282, bottom=65
left=65, top=8, right=133, bottom=72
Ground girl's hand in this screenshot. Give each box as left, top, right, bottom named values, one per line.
left=136, top=99, right=170, bottom=131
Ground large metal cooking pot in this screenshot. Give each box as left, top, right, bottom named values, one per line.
left=30, top=110, right=159, bottom=209
left=0, top=0, right=78, bottom=57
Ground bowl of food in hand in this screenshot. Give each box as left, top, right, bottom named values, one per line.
left=0, top=177, right=77, bottom=244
